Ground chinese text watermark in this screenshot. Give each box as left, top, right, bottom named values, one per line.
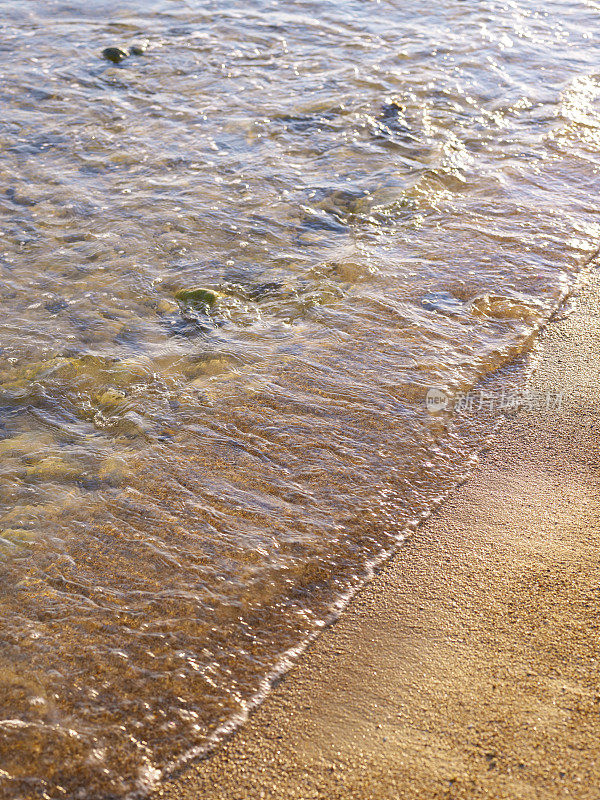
left=426, top=387, right=563, bottom=414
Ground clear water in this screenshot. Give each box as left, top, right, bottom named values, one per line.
left=0, top=0, right=599, bottom=796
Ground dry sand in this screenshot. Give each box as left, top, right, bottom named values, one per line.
left=155, top=269, right=600, bottom=800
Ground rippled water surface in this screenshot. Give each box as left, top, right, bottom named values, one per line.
left=1, top=0, right=600, bottom=796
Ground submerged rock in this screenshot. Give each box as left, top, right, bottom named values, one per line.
left=96, top=388, right=127, bottom=410
left=44, top=298, right=68, bottom=314
left=422, top=291, right=464, bottom=316
left=245, top=281, right=285, bottom=301
left=98, top=455, right=133, bottom=484
left=0, top=432, right=56, bottom=456
left=25, top=457, right=83, bottom=483
left=470, top=294, right=543, bottom=322
left=156, top=298, right=179, bottom=315
left=220, top=280, right=288, bottom=302
left=175, top=287, right=221, bottom=308
left=1, top=528, right=35, bottom=544
left=380, top=99, right=406, bottom=124
left=129, top=40, right=149, bottom=56
left=375, top=99, right=418, bottom=148
left=163, top=313, right=211, bottom=338
left=111, top=358, right=153, bottom=389
left=102, top=47, right=129, bottom=64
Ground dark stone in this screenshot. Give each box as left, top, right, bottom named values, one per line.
left=375, top=100, right=418, bottom=148
left=5, top=188, right=36, bottom=207
left=316, top=188, right=370, bottom=222
left=77, top=477, right=103, bottom=491
left=44, top=299, right=68, bottom=314
left=381, top=99, right=406, bottom=124
left=163, top=312, right=212, bottom=339
left=129, top=40, right=149, bottom=56
left=299, top=212, right=348, bottom=234
left=247, top=281, right=285, bottom=301
left=102, top=47, right=129, bottom=64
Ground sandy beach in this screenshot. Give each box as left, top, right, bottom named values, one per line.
left=155, top=266, right=600, bottom=800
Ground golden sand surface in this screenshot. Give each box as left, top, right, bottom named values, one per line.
left=156, top=269, right=600, bottom=800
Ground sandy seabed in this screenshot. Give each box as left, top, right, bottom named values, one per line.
left=155, top=267, right=600, bottom=800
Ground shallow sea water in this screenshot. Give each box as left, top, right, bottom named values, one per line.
left=0, top=0, right=599, bottom=796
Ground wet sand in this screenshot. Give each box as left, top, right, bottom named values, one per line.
left=156, top=266, right=600, bottom=800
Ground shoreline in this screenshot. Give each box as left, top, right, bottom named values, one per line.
left=155, top=267, right=600, bottom=800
